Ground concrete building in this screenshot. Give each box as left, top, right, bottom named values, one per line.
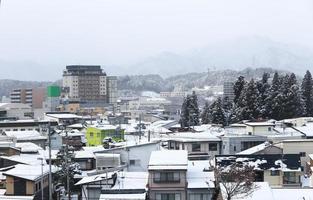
left=223, top=81, right=235, bottom=102
left=62, top=65, right=117, bottom=107
left=0, top=103, right=33, bottom=120
left=10, top=88, right=46, bottom=109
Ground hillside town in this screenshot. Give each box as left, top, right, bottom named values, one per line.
left=0, top=65, right=312, bottom=200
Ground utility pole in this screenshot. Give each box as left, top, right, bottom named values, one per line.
left=139, top=114, right=142, bottom=141
left=48, top=122, right=53, bottom=200
left=37, top=158, right=44, bottom=200
left=65, top=128, right=70, bottom=200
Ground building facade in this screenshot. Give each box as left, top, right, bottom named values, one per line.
left=62, top=65, right=117, bottom=106
left=10, top=88, right=46, bottom=109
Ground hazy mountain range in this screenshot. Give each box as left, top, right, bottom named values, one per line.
left=0, top=36, right=312, bottom=81
left=0, top=67, right=288, bottom=98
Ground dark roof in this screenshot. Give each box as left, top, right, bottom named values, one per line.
left=215, top=154, right=301, bottom=171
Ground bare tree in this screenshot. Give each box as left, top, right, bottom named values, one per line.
left=214, top=163, right=259, bottom=200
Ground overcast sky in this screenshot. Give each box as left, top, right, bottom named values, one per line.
left=0, top=0, right=313, bottom=80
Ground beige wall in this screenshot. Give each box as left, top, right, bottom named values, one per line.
left=264, top=170, right=282, bottom=186
left=282, top=141, right=313, bottom=170
left=6, top=176, right=14, bottom=195
left=26, top=181, right=34, bottom=195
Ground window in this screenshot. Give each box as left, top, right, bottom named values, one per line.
left=268, top=127, right=272, bottom=131
left=270, top=170, right=280, bottom=176
left=189, top=194, right=209, bottom=200
left=13, top=129, right=18, bottom=131
left=192, top=143, right=201, bottom=152
left=154, top=172, right=180, bottom=183
left=209, top=143, right=218, bottom=151
left=283, top=172, right=299, bottom=184
left=300, top=152, right=306, bottom=157
left=97, top=132, right=100, bottom=137
left=156, top=193, right=181, bottom=200
left=130, top=159, right=140, bottom=166
left=175, top=142, right=180, bottom=150
left=90, top=132, right=94, bottom=138
left=233, top=146, right=236, bottom=152
left=20, top=129, right=25, bottom=131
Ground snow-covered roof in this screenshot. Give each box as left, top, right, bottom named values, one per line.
left=15, top=142, right=43, bottom=153
left=82, top=146, right=105, bottom=153
left=111, top=172, right=148, bottom=190
left=89, top=124, right=117, bottom=130
left=244, top=122, right=275, bottom=127
left=187, top=160, right=215, bottom=189
left=99, top=193, right=146, bottom=200
left=59, top=129, right=85, bottom=137
left=3, top=164, right=52, bottom=181
left=192, top=124, right=213, bottom=132
left=4, top=130, right=46, bottom=141
left=148, top=150, right=188, bottom=170
left=237, top=142, right=279, bottom=155
left=0, top=154, right=46, bottom=166
left=74, top=150, right=95, bottom=159
left=75, top=172, right=115, bottom=185
left=165, top=132, right=221, bottom=142
left=45, top=113, right=82, bottom=119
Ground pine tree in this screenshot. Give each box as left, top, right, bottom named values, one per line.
left=257, top=73, right=271, bottom=118
left=240, top=79, right=260, bottom=120
left=201, top=102, right=210, bottom=124
left=210, top=97, right=226, bottom=125
left=180, top=91, right=200, bottom=128
left=301, top=70, right=313, bottom=116
left=266, top=72, right=283, bottom=120
left=233, top=76, right=246, bottom=104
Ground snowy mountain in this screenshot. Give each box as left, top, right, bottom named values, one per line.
left=126, top=36, right=313, bottom=77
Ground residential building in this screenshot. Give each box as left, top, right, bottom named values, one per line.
left=86, top=125, right=124, bottom=146
left=216, top=154, right=302, bottom=187
left=3, top=130, right=47, bottom=149
left=0, top=103, right=33, bottom=120
left=62, top=65, right=117, bottom=106
left=237, top=141, right=283, bottom=155
left=3, top=164, right=51, bottom=199
left=166, top=132, right=221, bottom=160
left=10, top=88, right=46, bottom=109
left=148, top=150, right=188, bottom=200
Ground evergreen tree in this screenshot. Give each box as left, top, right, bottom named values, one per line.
left=233, top=76, right=246, bottom=104
left=301, top=70, right=313, bottom=116
left=201, top=101, right=211, bottom=124
left=266, top=72, right=283, bottom=120
left=180, top=91, right=200, bottom=128
left=257, top=73, right=271, bottom=118
left=210, top=97, right=226, bottom=125
left=281, top=73, right=303, bottom=118
left=238, top=79, right=260, bottom=120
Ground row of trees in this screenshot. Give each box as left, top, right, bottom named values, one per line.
left=180, top=70, right=313, bottom=127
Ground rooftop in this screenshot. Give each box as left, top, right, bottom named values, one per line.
left=3, top=164, right=53, bottom=181
left=148, top=150, right=188, bottom=170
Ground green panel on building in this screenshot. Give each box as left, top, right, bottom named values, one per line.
left=47, top=86, right=61, bottom=97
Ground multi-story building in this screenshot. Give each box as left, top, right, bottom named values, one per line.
left=10, top=88, right=46, bottom=109
left=62, top=65, right=117, bottom=107
left=223, top=81, right=234, bottom=102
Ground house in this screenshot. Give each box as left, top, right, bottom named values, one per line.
left=100, top=172, right=148, bottom=200
left=3, top=130, right=47, bottom=149
left=44, top=112, right=82, bottom=125
left=0, top=120, right=58, bottom=135
left=96, top=141, right=161, bottom=172
left=215, top=154, right=302, bottom=187
left=86, top=125, right=124, bottom=146
left=73, top=150, right=96, bottom=171
left=187, top=160, right=215, bottom=200
left=75, top=172, right=117, bottom=200
left=237, top=141, right=283, bottom=155
left=0, top=137, right=21, bottom=156
left=165, top=132, right=221, bottom=160
left=60, top=129, right=86, bottom=150
left=277, top=139, right=313, bottom=172
left=244, top=122, right=276, bottom=136
left=148, top=150, right=188, bottom=200
left=221, top=134, right=267, bottom=154
left=0, top=103, right=33, bottom=120
left=3, top=164, right=51, bottom=199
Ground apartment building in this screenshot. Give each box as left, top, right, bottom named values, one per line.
left=10, top=88, right=46, bottom=109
